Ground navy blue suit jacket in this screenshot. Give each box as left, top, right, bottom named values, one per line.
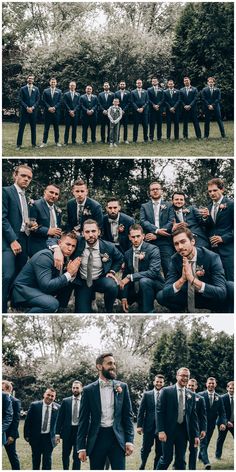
left=102, top=212, right=134, bottom=253
left=162, top=247, right=227, bottom=302
left=140, top=200, right=174, bottom=246
left=114, top=90, right=131, bottom=112
left=164, top=89, right=181, bottom=111
left=29, top=198, right=62, bottom=255
left=80, top=94, right=98, bottom=118
left=7, top=396, right=21, bottom=440
left=157, top=385, right=199, bottom=440
left=24, top=400, right=60, bottom=448
left=42, top=88, right=62, bottom=117
left=67, top=197, right=103, bottom=232
left=98, top=91, right=115, bottom=111
left=148, top=87, right=165, bottom=109
left=2, top=185, right=28, bottom=250
left=131, top=89, right=149, bottom=114
left=56, top=396, right=81, bottom=439
left=216, top=394, right=232, bottom=424
left=198, top=391, right=226, bottom=430
left=19, top=85, right=40, bottom=113
left=76, top=380, right=134, bottom=455
left=173, top=205, right=209, bottom=247
left=2, top=393, right=13, bottom=445
left=63, top=91, right=80, bottom=115
left=204, top=197, right=234, bottom=258
left=201, top=87, right=222, bottom=112
left=137, top=389, right=157, bottom=433
left=180, top=86, right=199, bottom=110
left=195, top=394, right=207, bottom=434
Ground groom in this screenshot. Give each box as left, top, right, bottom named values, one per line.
left=77, top=352, right=134, bottom=469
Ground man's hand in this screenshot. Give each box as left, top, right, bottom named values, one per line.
left=69, top=110, right=75, bottom=117
left=183, top=256, right=194, bottom=281
left=125, top=444, right=134, bottom=456
left=172, top=221, right=188, bottom=232
left=67, top=257, right=81, bottom=277
left=121, top=298, right=129, bottom=313
left=54, top=247, right=64, bottom=271
left=200, top=431, right=206, bottom=440
left=55, top=434, right=60, bottom=444
left=47, top=228, right=62, bottom=237
left=119, top=277, right=130, bottom=290
left=198, top=207, right=209, bottom=218
left=103, top=110, right=108, bottom=115
left=6, top=436, right=14, bottom=445
left=158, top=432, right=167, bottom=442
left=137, top=427, right=143, bottom=435
left=79, top=451, right=87, bottom=462
left=137, top=108, right=144, bottom=113
left=145, top=233, right=157, bottom=241
left=209, top=235, right=223, bottom=245
left=48, top=107, right=56, bottom=113
left=10, top=240, right=22, bottom=256
left=87, top=110, right=94, bottom=115
left=184, top=105, right=191, bottom=111
left=157, top=228, right=171, bottom=237
left=26, top=107, right=33, bottom=113
left=227, top=421, right=233, bottom=429
left=194, top=437, right=200, bottom=447
left=219, top=424, right=226, bottom=431
left=106, top=272, right=118, bottom=284
left=208, top=105, right=214, bottom=110
left=170, top=107, right=175, bottom=113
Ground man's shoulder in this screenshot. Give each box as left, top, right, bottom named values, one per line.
left=61, top=396, right=73, bottom=403
left=52, top=402, right=60, bottom=410
left=86, top=197, right=101, bottom=208
left=119, top=212, right=134, bottom=223
left=100, top=238, right=117, bottom=252
left=67, top=198, right=76, bottom=207
left=83, top=380, right=99, bottom=392
left=141, top=200, right=151, bottom=209
left=3, top=184, right=15, bottom=194
left=32, top=249, right=54, bottom=262
left=142, top=241, right=159, bottom=254
left=30, top=400, right=43, bottom=408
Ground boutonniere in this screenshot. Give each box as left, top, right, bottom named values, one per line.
left=195, top=265, right=205, bottom=277
left=83, top=208, right=91, bottom=216
left=160, top=204, right=167, bottom=210
left=101, top=253, right=110, bottom=263
left=215, top=396, right=219, bottom=401
left=52, top=404, right=58, bottom=410
left=219, top=203, right=227, bottom=210
left=54, top=90, right=58, bottom=94
left=28, top=198, right=35, bottom=206
left=114, top=383, right=123, bottom=394
left=195, top=397, right=200, bottom=402
left=139, top=252, right=146, bottom=260
left=55, top=206, right=62, bottom=214
left=32, top=88, right=35, bottom=92
left=118, top=224, right=125, bottom=233
left=187, top=393, right=192, bottom=399
left=182, top=208, right=190, bottom=214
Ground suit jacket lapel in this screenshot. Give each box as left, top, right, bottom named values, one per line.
left=148, top=201, right=155, bottom=224
left=12, top=185, right=23, bottom=215
left=93, top=380, right=102, bottom=415
left=41, top=198, right=50, bottom=218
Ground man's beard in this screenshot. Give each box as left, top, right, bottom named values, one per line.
left=102, top=366, right=117, bottom=380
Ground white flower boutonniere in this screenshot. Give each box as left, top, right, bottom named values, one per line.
left=29, top=198, right=35, bottom=206
left=114, top=384, right=123, bottom=394
left=101, top=253, right=110, bottom=263
left=215, top=396, right=219, bottom=401
left=160, top=204, right=167, bottom=211
left=139, top=252, right=146, bottom=260
left=83, top=208, right=91, bottom=216
left=52, top=404, right=58, bottom=410
left=182, top=208, right=190, bottom=214
left=219, top=203, right=227, bottom=210
left=187, top=393, right=192, bottom=400
left=55, top=206, right=62, bottom=214
left=118, top=224, right=125, bottom=233
left=195, top=265, right=205, bottom=277
left=195, top=397, right=200, bottom=402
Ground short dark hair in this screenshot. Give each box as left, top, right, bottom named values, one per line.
left=172, top=191, right=186, bottom=200
left=152, top=77, right=158, bottom=81
left=73, top=179, right=87, bottom=188
left=184, top=76, right=190, bottom=80
left=208, top=178, right=224, bottom=190
left=45, top=183, right=60, bottom=191
left=83, top=219, right=99, bottom=229
left=149, top=181, right=162, bottom=190
left=188, top=378, right=198, bottom=385
left=50, top=77, right=57, bottom=81
left=207, top=377, right=216, bottom=382
left=172, top=227, right=194, bottom=241
left=27, top=74, right=34, bottom=79
left=106, top=196, right=121, bottom=205
left=60, top=231, right=78, bottom=241
left=96, top=352, right=113, bottom=365
left=154, top=374, right=165, bottom=380
left=45, top=387, right=56, bottom=393
left=129, top=223, right=143, bottom=234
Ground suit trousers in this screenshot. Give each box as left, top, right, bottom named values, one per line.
left=156, top=289, right=228, bottom=313
left=64, top=115, right=78, bottom=144
left=166, top=111, right=179, bottom=139
left=133, top=112, right=148, bottom=142
left=100, top=114, right=110, bottom=142
left=2, top=232, right=28, bottom=313
left=75, top=277, right=118, bottom=313
left=4, top=440, right=21, bottom=470
left=188, top=442, right=198, bottom=470
left=89, top=427, right=125, bottom=470
left=82, top=114, right=97, bottom=143
left=204, top=107, right=225, bottom=138
left=199, top=424, right=215, bottom=465
left=120, top=278, right=164, bottom=313
left=218, top=254, right=234, bottom=282
left=43, top=114, right=60, bottom=143
left=62, top=426, right=81, bottom=470
left=182, top=109, right=201, bottom=138
left=31, top=434, right=53, bottom=470
left=156, top=422, right=188, bottom=470
left=156, top=244, right=174, bottom=279
left=149, top=109, right=163, bottom=140
left=119, top=113, right=128, bottom=141
left=140, top=430, right=162, bottom=469
left=16, top=111, right=37, bottom=146
left=215, top=425, right=234, bottom=458
left=110, top=123, right=120, bottom=144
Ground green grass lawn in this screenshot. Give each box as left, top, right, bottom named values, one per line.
left=2, top=121, right=233, bottom=157
left=2, top=422, right=234, bottom=470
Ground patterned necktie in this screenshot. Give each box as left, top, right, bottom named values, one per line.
left=138, top=90, right=141, bottom=98
left=77, top=205, right=83, bottom=225
left=176, top=210, right=184, bottom=222
left=86, top=247, right=93, bottom=288
left=28, top=86, right=32, bottom=97
left=19, top=191, right=30, bottom=235
left=170, top=90, right=173, bottom=98
left=177, top=389, right=184, bottom=424
left=154, top=87, right=157, bottom=96
left=42, top=405, right=49, bottom=432
left=209, top=394, right=214, bottom=407
left=72, top=397, right=79, bottom=423
left=210, top=87, right=213, bottom=95
left=187, top=261, right=195, bottom=313
left=51, top=88, right=54, bottom=99
left=134, top=250, right=140, bottom=294
left=121, top=91, right=124, bottom=100
left=49, top=206, right=56, bottom=228
left=108, top=219, right=119, bottom=243
left=186, top=87, right=189, bottom=96
left=230, top=397, right=234, bottom=422
left=213, top=203, right=219, bottom=222
left=71, top=92, right=74, bottom=101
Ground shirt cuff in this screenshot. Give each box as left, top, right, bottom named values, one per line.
left=78, top=449, right=86, bottom=453
left=64, top=272, right=72, bottom=281
left=130, top=274, right=133, bottom=282
left=173, top=283, right=180, bottom=293
left=198, top=281, right=205, bottom=293
left=48, top=244, right=59, bottom=251
left=125, top=442, right=134, bottom=446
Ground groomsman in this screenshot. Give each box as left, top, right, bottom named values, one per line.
left=137, top=374, right=165, bottom=470
left=55, top=381, right=83, bottom=470
left=40, top=77, right=62, bottom=147
left=201, top=77, right=226, bottom=138
left=164, top=79, right=180, bottom=140
left=2, top=380, right=21, bottom=470
left=103, top=197, right=134, bottom=253
left=198, top=377, right=226, bottom=469
left=29, top=184, right=62, bottom=256
left=114, top=81, right=131, bottom=143
left=120, top=224, right=164, bottom=313
left=16, top=74, right=40, bottom=150
left=215, top=381, right=234, bottom=460
left=131, top=79, right=149, bottom=143
left=157, top=227, right=229, bottom=313
left=67, top=179, right=103, bottom=234
left=2, top=392, right=13, bottom=446
left=2, top=164, right=37, bottom=312
left=156, top=367, right=199, bottom=470
left=98, top=82, right=114, bottom=143
left=180, top=76, right=202, bottom=139
left=147, top=77, right=164, bottom=141
left=171, top=191, right=210, bottom=248
left=140, top=181, right=174, bottom=277
left=77, top=352, right=134, bottom=469
left=24, top=387, right=60, bottom=470
left=80, top=85, right=98, bottom=144
left=200, top=178, right=234, bottom=281
left=186, top=379, right=207, bottom=470
left=63, top=81, right=80, bottom=145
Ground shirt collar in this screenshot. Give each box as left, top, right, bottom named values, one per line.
left=14, top=183, right=24, bottom=194
left=152, top=198, right=161, bottom=205
left=133, top=243, right=143, bottom=252
left=188, top=246, right=197, bottom=262
left=43, top=401, right=52, bottom=408
left=213, top=195, right=224, bottom=205
left=176, top=383, right=185, bottom=392
left=77, top=198, right=86, bottom=206
left=85, top=240, right=99, bottom=250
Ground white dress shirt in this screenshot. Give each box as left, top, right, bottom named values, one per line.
left=41, top=401, right=53, bottom=434
left=99, top=379, right=114, bottom=427
left=79, top=240, right=103, bottom=280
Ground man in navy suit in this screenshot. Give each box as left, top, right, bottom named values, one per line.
left=148, top=77, right=164, bottom=142
left=24, top=387, right=60, bottom=470
left=215, top=381, right=234, bottom=460
left=98, top=82, right=115, bottom=143
left=67, top=179, right=103, bottom=234
left=103, top=197, right=134, bottom=253
left=131, top=79, right=149, bottom=143
left=198, top=377, right=226, bottom=469
left=120, top=224, right=164, bottom=313
left=186, top=379, right=207, bottom=470
left=114, top=81, right=131, bottom=143
left=2, top=392, right=13, bottom=446
left=200, top=178, right=234, bottom=281
left=40, top=77, right=62, bottom=147
left=12, top=232, right=81, bottom=313
left=164, top=79, right=180, bottom=140
left=16, top=74, right=40, bottom=150
left=137, top=374, right=165, bottom=470
left=140, top=181, right=174, bottom=277
left=156, top=367, right=200, bottom=470
left=2, top=380, right=21, bottom=470
left=157, top=227, right=229, bottom=313
left=63, top=80, right=80, bottom=145
left=201, top=77, right=226, bottom=138
left=2, top=164, right=38, bottom=312
left=55, top=380, right=83, bottom=469
left=80, top=85, right=98, bottom=144
left=171, top=191, right=210, bottom=248
left=180, top=77, right=202, bottom=139
left=77, top=352, right=134, bottom=469
left=29, top=184, right=62, bottom=256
